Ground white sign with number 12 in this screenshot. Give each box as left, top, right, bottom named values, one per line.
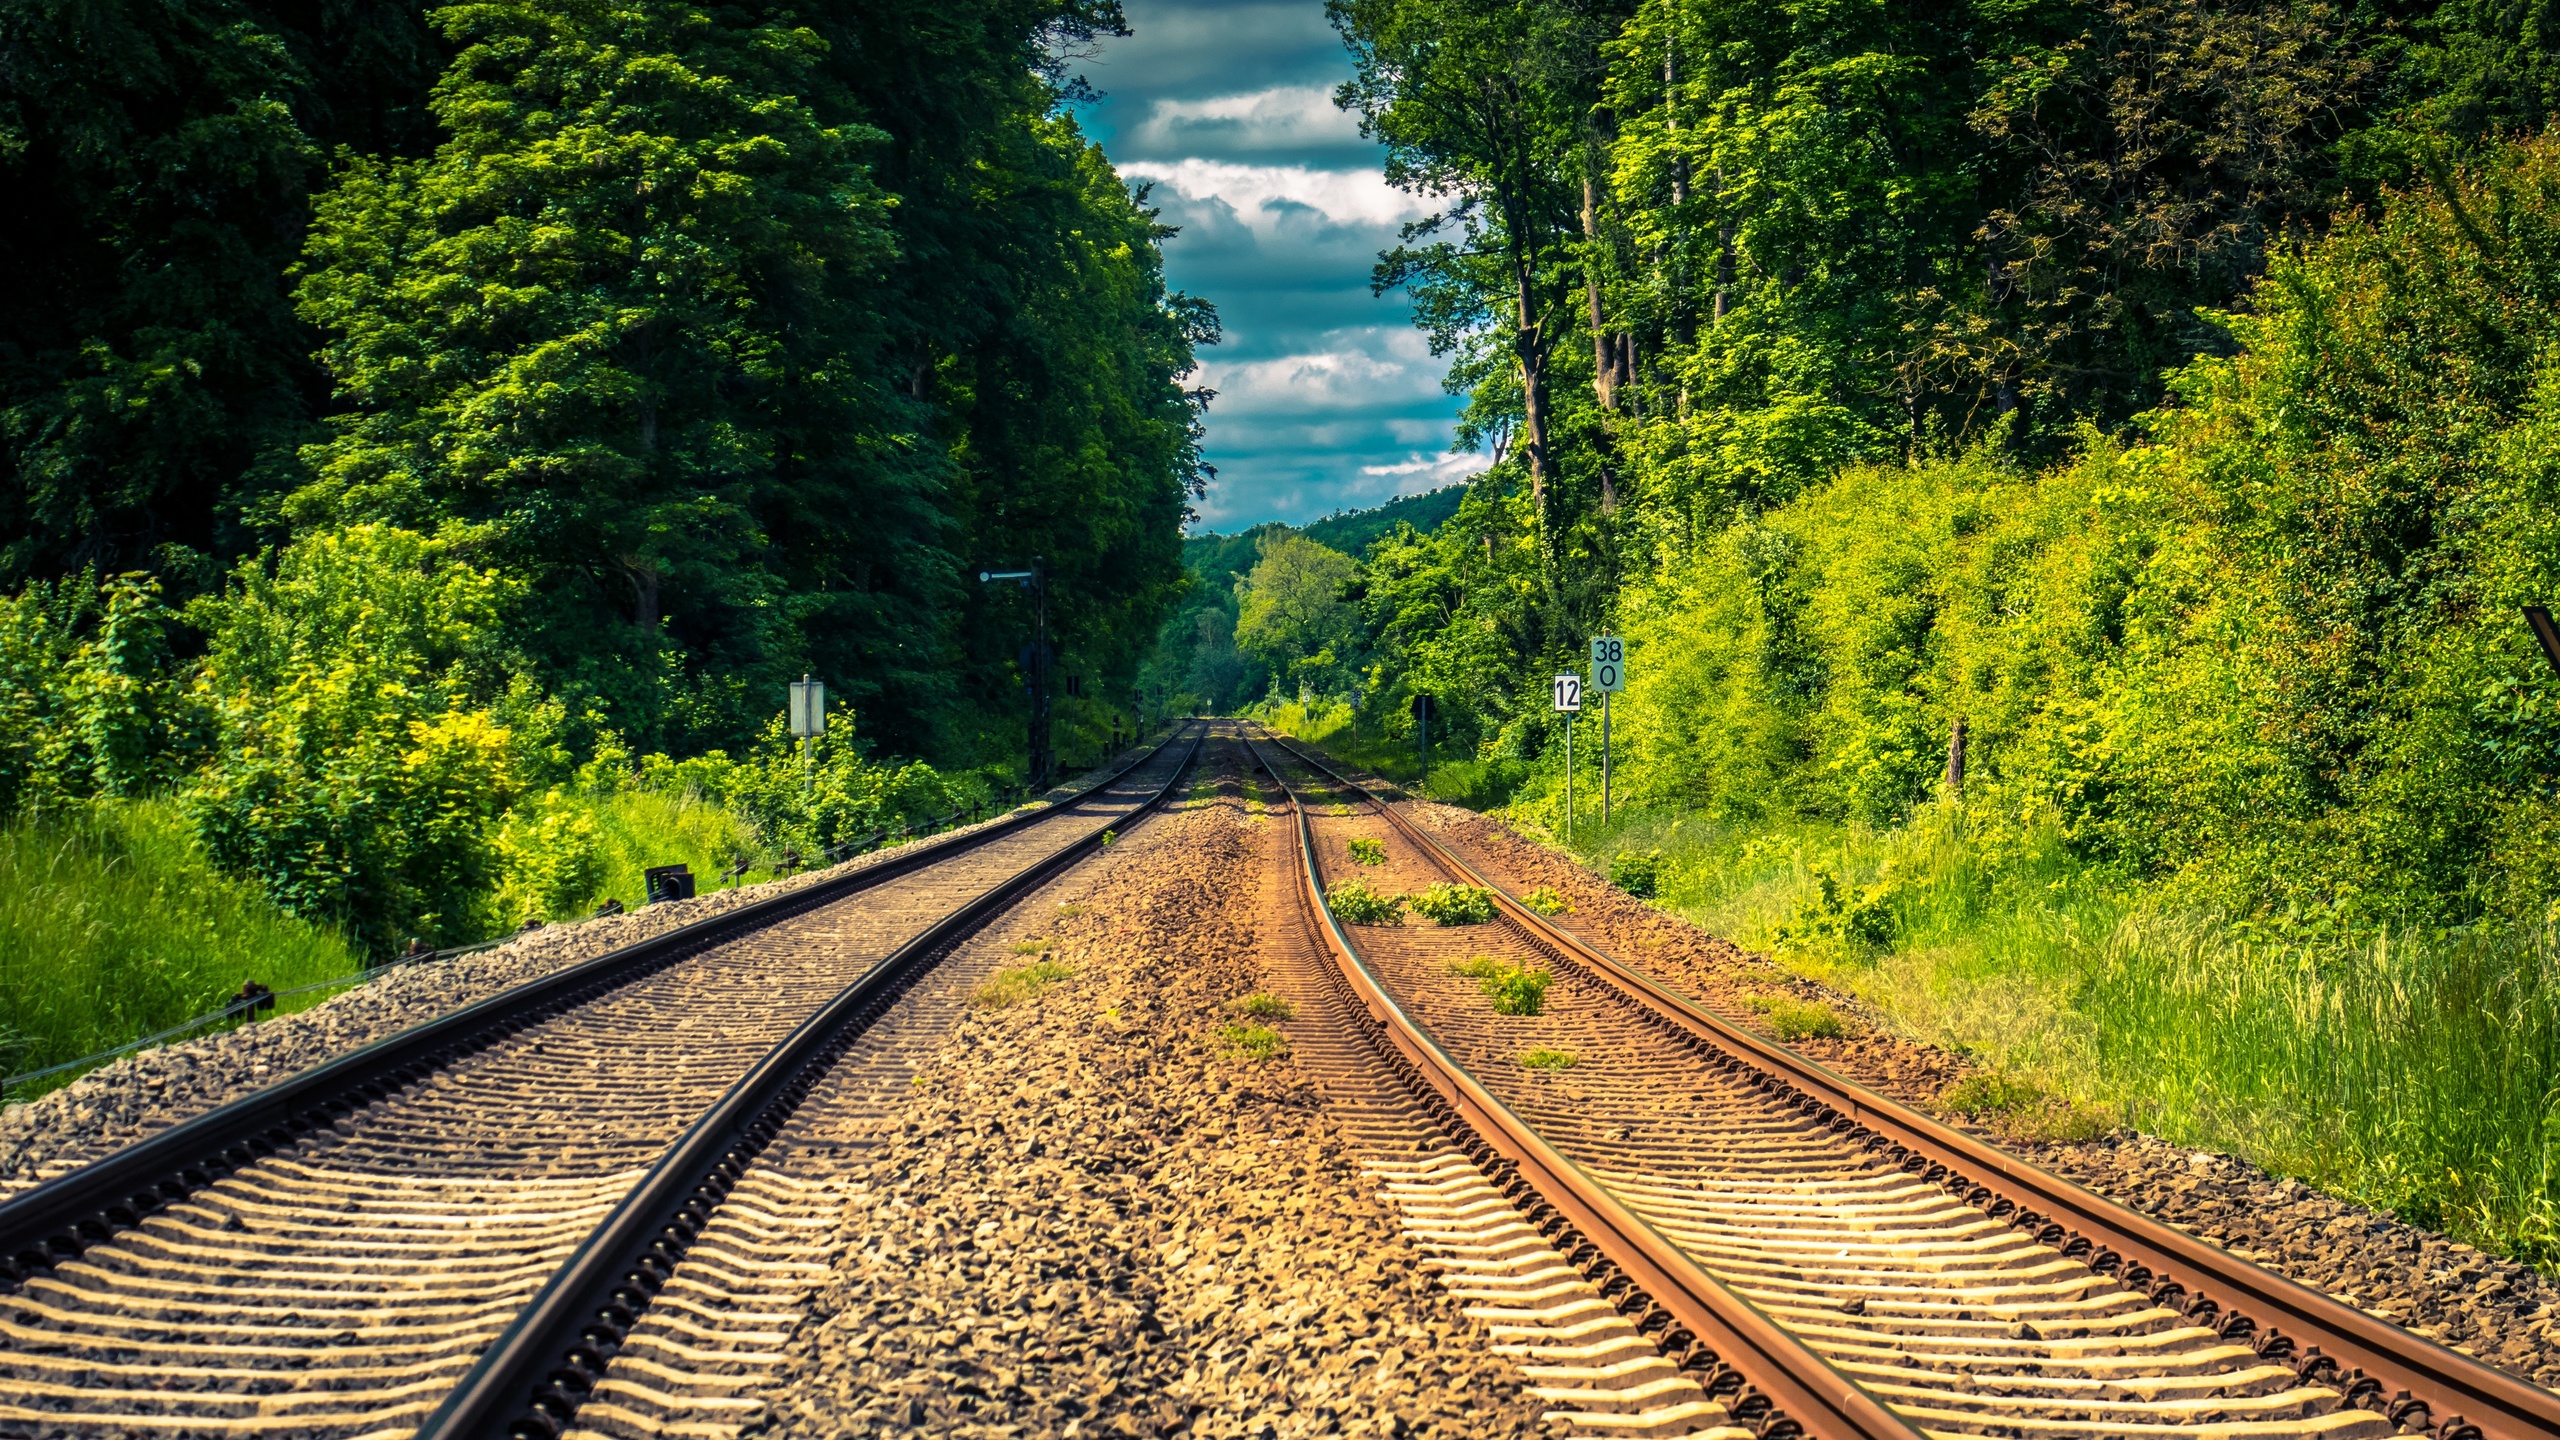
left=1552, top=673, right=1582, bottom=712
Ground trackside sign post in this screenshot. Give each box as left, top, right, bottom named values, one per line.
left=1553, top=673, right=1581, bottom=843
left=1590, top=636, right=1625, bottom=826
left=789, top=676, right=825, bottom=790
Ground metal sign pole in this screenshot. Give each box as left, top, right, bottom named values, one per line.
left=1602, top=690, right=1611, bottom=828
left=1565, top=713, right=1574, bottom=846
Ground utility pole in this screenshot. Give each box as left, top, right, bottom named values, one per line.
left=980, top=560, right=1050, bottom=790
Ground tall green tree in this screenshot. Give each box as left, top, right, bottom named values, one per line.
left=292, top=0, right=939, bottom=750
left=0, top=0, right=443, bottom=590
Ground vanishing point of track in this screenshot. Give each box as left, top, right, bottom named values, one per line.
left=1243, top=725, right=2560, bottom=1440
left=0, top=727, right=1202, bottom=1440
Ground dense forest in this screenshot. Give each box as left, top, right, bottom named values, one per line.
left=1195, top=0, right=2560, bottom=1255
left=0, top=0, right=1207, bottom=1078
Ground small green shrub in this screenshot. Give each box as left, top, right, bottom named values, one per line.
left=1232, top=992, right=1295, bottom=1019
left=1219, top=1022, right=1287, bottom=1059
left=973, top=960, right=1072, bottom=1008
left=1408, top=882, right=1496, bottom=925
left=1009, top=939, right=1050, bottom=955
left=1100, top=828, right=1118, bottom=847
left=1450, top=956, right=1553, bottom=1015
left=1744, top=992, right=1848, bottom=1041
left=1347, top=837, right=1387, bottom=865
left=1519, top=1046, right=1578, bottom=1071
left=1609, top=850, right=1664, bottom=898
left=1325, top=879, right=1406, bottom=925
left=1521, top=886, right=1570, bottom=915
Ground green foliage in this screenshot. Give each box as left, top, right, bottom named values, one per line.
left=1518, top=1045, right=1578, bottom=1070
left=1235, top=534, right=1359, bottom=696
left=1324, top=878, right=1406, bottom=925
left=0, top=800, right=358, bottom=1088
left=181, top=525, right=536, bottom=949
left=1407, top=882, right=1497, bottom=925
left=0, top=572, right=194, bottom=815
left=1938, top=1071, right=2048, bottom=1119
left=1231, top=992, right=1295, bottom=1020
left=1607, top=850, right=1662, bottom=898
left=1347, top=837, right=1388, bottom=865
left=1450, top=955, right=1553, bottom=1015
left=1521, top=886, right=1571, bottom=915
left=1743, top=992, right=1848, bottom=1041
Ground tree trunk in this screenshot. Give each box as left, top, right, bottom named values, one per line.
left=1584, top=170, right=1614, bottom=412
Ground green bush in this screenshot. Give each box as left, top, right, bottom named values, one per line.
left=1325, top=878, right=1406, bottom=925
left=1348, top=837, right=1388, bottom=865
left=1407, top=882, right=1496, bottom=925
left=1608, top=850, right=1662, bottom=898
left=179, top=525, right=539, bottom=950
left=974, top=960, right=1072, bottom=1008
left=1519, top=1046, right=1577, bottom=1070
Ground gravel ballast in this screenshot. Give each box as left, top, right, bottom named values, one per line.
left=754, top=765, right=1542, bottom=1440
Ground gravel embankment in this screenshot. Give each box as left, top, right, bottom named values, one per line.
left=754, top=768, right=1542, bottom=1440
left=1384, top=791, right=2560, bottom=1391
left=0, top=800, right=1055, bottom=1197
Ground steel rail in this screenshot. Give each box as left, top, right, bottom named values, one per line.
left=0, top=726, right=1197, bottom=1296
left=1243, top=731, right=1918, bottom=1440
left=416, top=723, right=1205, bottom=1440
left=1256, top=725, right=2560, bottom=1440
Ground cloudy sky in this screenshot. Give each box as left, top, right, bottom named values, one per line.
left=1071, top=0, right=1486, bottom=531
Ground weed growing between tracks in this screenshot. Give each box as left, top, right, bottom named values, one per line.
left=1347, top=837, right=1387, bottom=866
left=1229, top=992, right=1294, bottom=1020
left=1519, top=1046, right=1578, bottom=1071
left=1323, top=878, right=1404, bottom=925
left=1450, top=957, right=1552, bottom=1016
left=1568, top=802, right=2560, bottom=1266
left=1407, top=882, right=1497, bottom=926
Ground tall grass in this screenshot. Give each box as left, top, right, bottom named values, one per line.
left=1577, top=803, right=2560, bottom=1265
left=578, top=789, right=770, bottom=912
left=0, top=800, right=359, bottom=1087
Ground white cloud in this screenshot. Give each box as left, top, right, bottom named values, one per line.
left=1120, top=158, right=1429, bottom=233
left=1193, top=327, right=1445, bottom=416
left=1128, top=85, right=1366, bottom=155
left=1360, top=451, right=1489, bottom=490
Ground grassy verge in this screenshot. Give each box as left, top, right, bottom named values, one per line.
left=1566, top=800, right=2560, bottom=1266
left=0, top=800, right=361, bottom=1092
left=578, top=789, right=773, bottom=912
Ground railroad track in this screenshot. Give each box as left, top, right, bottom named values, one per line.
left=0, top=726, right=1203, bottom=1440
left=1244, top=727, right=2560, bottom=1440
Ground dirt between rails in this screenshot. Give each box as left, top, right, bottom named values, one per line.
left=0, top=744, right=1171, bottom=1200
left=752, top=764, right=1542, bottom=1440
left=1391, top=795, right=2560, bottom=1393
